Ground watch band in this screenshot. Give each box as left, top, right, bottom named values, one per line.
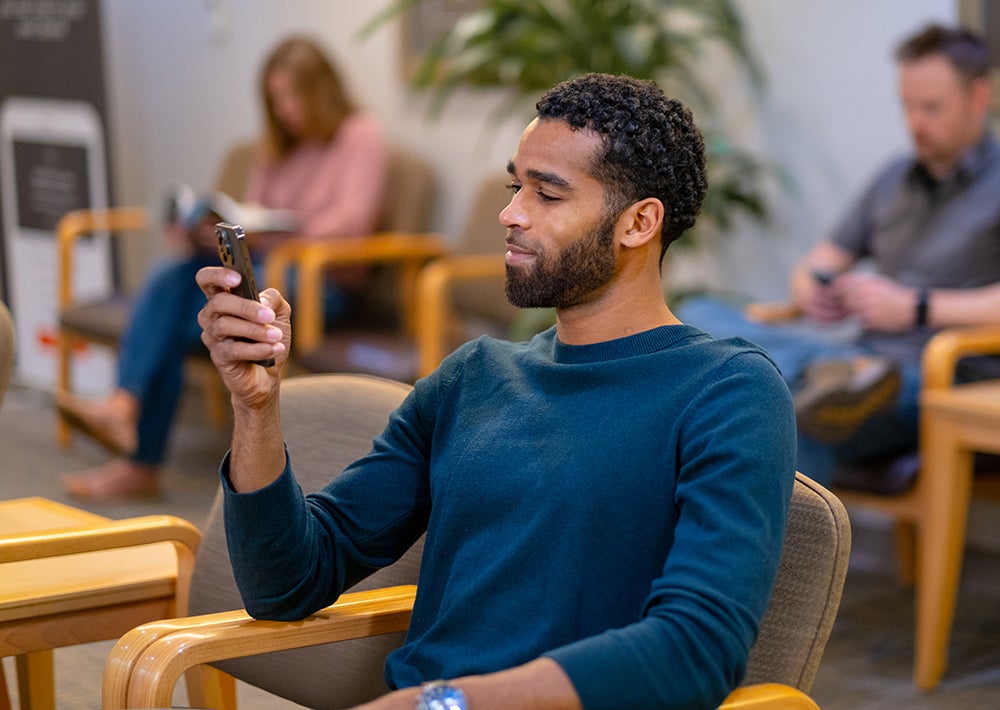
left=915, top=287, right=930, bottom=327
left=416, top=680, right=468, bottom=710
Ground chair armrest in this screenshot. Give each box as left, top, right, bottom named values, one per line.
left=718, top=683, right=820, bottom=709
left=56, top=207, right=149, bottom=308
left=413, top=253, right=507, bottom=377
left=104, top=584, right=416, bottom=709
left=264, top=233, right=447, bottom=351
left=921, top=324, right=1000, bottom=389
left=0, top=514, right=200, bottom=563
left=744, top=300, right=803, bottom=323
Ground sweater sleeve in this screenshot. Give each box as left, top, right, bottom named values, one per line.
left=544, top=352, right=796, bottom=710
left=220, top=384, right=434, bottom=621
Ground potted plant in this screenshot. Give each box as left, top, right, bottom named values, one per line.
left=363, top=0, right=780, bottom=247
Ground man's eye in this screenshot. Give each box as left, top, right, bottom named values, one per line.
left=538, top=191, right=560, bottom=202
left=505, top=182, right=522, bottom=193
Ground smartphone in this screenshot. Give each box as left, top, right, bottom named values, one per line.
left=215, top=221, right=275, bottom=367
left=811, top=269, right=835, bottom=286
left=0, top=96, right=115, bottom=393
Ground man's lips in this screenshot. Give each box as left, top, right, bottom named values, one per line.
left=505, top=239, right=536, bottom=265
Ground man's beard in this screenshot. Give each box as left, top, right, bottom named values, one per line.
left=505, top=212, right=617, bottom=309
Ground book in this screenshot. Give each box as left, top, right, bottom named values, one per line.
left=164, top=182, right=299, bottom=234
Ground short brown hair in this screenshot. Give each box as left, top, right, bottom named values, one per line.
left=895, top=24, right=991, bottom=82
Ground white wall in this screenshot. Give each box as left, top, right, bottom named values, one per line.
left=99, top=1, right=957, bottom=292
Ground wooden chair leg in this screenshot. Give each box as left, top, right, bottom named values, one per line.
left=185, top=665, right=237, bottom=710
left=893, top=519, right=917, bottom=589
left=15, top=650, right=55, bottom=710
left=196, top=363, right=231, bottom=430
left=915, top=420, right=975, bottom=690
left=1, top=659, right=12, bottom=710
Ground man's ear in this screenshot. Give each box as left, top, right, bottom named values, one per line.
left=971, top=76, right=992, bottom=120
left=618, top=197, right=664, bottom=249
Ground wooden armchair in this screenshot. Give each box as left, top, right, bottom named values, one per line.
left=0, top=497, right=200, bottom=710
left=290, top=172, right=522, bottom=382
left=747, top=301, right=1000, bottom=689
left=269, top=147, right=447, bottom=382
left=56, top=143, right=443, bottom=447
left=55, top=140, right=259, bottom=446
left=104, top=395, right=847, bottom=710
left=0, top=299, right=13, bottom=407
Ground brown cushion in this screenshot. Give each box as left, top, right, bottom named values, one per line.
left=294, top=330, right=419, bottom=383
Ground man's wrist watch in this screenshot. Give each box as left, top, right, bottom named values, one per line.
left=416, top=680, right=468, bottom=710
left=915, top=287, right=930, bottom=327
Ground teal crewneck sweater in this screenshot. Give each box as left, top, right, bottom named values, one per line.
left=223, top=324, right=795, bottom=709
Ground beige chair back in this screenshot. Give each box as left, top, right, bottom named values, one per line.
left=0, top=300, right=13, bottom=407
left=379, top=146, right=437, bottom=233
left=186, top=373, right=422, bottom=708
left=742, top=472, right=851, bottom=691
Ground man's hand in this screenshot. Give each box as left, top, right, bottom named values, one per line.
left=196, top=266, right=290, bottom=407
left=799, top=273, right=850, bottom=323
left=835, top=272, right=917, bottom=332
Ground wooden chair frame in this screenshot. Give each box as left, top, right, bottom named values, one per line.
left=0, top=497, right=200, bottom=710
left=103, top=584, right=818, bottom=710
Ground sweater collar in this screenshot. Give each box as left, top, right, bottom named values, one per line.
left=549, top=324, right=702, bottom=365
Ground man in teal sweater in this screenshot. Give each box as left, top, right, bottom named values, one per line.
left=197, top=73, right=796, bottom=710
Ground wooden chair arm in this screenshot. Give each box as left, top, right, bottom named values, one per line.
left=263, top=233, right=448, bottom=352
left=0, top=514, right=200, bottom=563
left=414, top=253, right=507, bottom=377
left=104, top=584, right=416, bottom=709
left=744, top=300, right=803, bottom=323
left=56, top=207, right=149, bottom=309
left=921, top=324, right=1000, bottom=390
left=718, top=683, right=820, bottom=709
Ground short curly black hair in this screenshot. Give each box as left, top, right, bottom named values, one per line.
left=535, top=72, right=707, bottom=259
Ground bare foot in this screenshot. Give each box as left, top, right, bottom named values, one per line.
left=56, top=389, right=139, bottom=455
left=63, top=459, right=160, bottom=500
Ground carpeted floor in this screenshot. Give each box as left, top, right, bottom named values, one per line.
left=2, top=381, right=999, bottom=709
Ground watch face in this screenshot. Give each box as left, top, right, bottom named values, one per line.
left=417, top=682, right=468, bottom=710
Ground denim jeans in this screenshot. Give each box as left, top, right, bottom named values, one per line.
left=118, top=255, right=214, bottom=465
left=674, top=295, right=921, bottom=485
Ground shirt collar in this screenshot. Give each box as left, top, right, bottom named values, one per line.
left=907, top=130, right=999, bottom=188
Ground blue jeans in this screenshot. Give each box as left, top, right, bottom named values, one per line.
left=118, top=255, right=354, bottom=466
left=118, top=255, right=214, bottom=466
left=675, top=296, right=921, bottom=485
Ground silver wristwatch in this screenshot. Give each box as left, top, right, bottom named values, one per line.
left=416, top=680, right=468, bottom=710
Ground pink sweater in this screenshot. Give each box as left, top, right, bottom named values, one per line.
left=245, top=112, right=388, bottom=242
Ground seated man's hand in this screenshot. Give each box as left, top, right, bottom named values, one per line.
left=196, top=266, right=290, bottom=406
left=836, top=271, right=917, bottom=332
left=800, top=275, right=850, bottom=323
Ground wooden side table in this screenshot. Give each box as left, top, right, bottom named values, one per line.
left=0, top=497, right=198, bottom=710
left=916, top=379, right=1000, bottom=689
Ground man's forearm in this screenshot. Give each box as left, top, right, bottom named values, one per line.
left=918, top=282, right=1000, bottom=328
left=229, top=392, right=287, bottom=493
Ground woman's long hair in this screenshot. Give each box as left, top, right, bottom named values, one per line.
left=259, top=36, right=356, bottom=160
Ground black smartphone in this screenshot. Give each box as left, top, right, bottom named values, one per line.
left=811, top=269, right=835, bottom=286
left=215, top=221, right=275, bottom=367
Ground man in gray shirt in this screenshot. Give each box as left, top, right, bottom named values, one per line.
left=679, top=24, right=1000, bottom=487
